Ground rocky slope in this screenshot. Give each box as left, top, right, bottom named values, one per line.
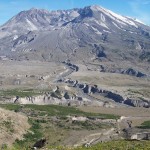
left=0, top=5, right=150, bottom=67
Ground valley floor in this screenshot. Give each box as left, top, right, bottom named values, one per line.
left=0, top=60, right=150, bottom=149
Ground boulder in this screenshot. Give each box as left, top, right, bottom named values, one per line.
left=33, top=138, right=46, bottom=149
left=64, top=92, right=70, bottom=99
left=121, top=68, right=146, bottom=77
left=124, top=99, right=150, bottom=108
left=131, top=132, right=150, bottom=140
left=106, top=92, right=124, bottom=103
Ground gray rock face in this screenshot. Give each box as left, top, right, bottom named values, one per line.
left=124, top=99, right=150, bottom=108
left=131, top=132, right=150, bottom=140
left=106, top=92, right=124, bottom=103
left=121, top=68, right=146, bottom=77
left=100, top=67, right=146, bottom=78
left=63, top=92, right=70, bottom=99
left=62, top=78, right=150, bottom=108
left=63, top=61, right=79, bottom=72
left=33, top=138, right=46, bottom=149
left=0, top=5, right=150, bottom=65
left=7, top=88, right=95, bottom=106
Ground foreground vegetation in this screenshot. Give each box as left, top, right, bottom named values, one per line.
left=0, top=104, right=119, bottom=119
left=138, top=120, right=150, bottom=129
left=1, top=104, right=150, bottom=150
left=2, top=140, right=150, bottom=150
left=55, top=141, right=150, bottom=150
left=0, top=104, right=119, bottom=149
left=0, top=89, right=42, bottom=97
left=0, top=104, right=150, bottom=149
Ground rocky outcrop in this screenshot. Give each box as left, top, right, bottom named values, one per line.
left=131, top=132, right=150, bottom=140
left=93, top=44, right=106, bottom=58
left=61, top=78, right=150, bottom=108
left=139, top=51, right=150, bottom=62
left=63, top=92, right=71, bottom=99
left=8, top=90, right=96, bottom=106
left=62, top=61, right=79, bottom=72
left=106, top=92, right=124, bottom=103
left=64, top=78, right=124, bottom=99
left=100, top=67, right=146, bottom=78
left=13, top=31, right=36, bottom=48
left=121, top=68, right=146, bottom=77
left=33, top=138, right=46, bottom=149
left=124, top=99, right=150, bottom=108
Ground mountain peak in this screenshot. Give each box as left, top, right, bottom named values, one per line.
left=0, top=4, right=150, bottom=67
left=27, top=7, right=50, bottom=14
left=90, top=5, right=103, bottom=10
left=30, top=7, right=37, bottom=10
left=0, top=4, right=148, bottom=35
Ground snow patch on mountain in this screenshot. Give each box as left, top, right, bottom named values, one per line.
left=103, top=30, right=111, bottom=33
left=13, top=35, right=18, bottom=40
left=112, top=22, right=122, bottom=29
left=127, top=17, right=146, bottom=26
left=91, top=26, right=102, bottom=35
left=101, top=13, right=106, bottom=22
left=91, top=5, right=138, bottom=28
left=94, top=20, right=109, bottom=29
left=84, top=23, right=90, bottom=27
left=70, top=11, right=80, bottom=18
left=26, top=19, right=38, bottom=31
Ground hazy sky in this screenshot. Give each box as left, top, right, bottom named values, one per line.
left=0, top=0, right=150, bottom=25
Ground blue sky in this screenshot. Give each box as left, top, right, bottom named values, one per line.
left=0, top=0, right=150, bottom=25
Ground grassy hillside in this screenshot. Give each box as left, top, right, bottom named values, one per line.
left=2, top=140, right=150, bottom=150
left=0, top=104, right=119, bottom=119
left=0, top=104, right=119, bottom=149
left=55, top=141, right=150, bottom=150
left=138, top=121, right=150, bottom=129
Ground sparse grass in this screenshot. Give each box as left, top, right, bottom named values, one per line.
left=71, top=120, right=109, bottom=130
left=1, top=105, right=150, bottom=150
left=127, top=88, right=150, bottom=98
left=0, top=89, right=42, bottom=98
left=14, top=118, right=43, bottom=149
left=11, top=140, right=150, bottom=150
left=138, top=120, right=150, bottom=129
left=0, top=104, right=21, bottom=112
left=127, top=89, right=141, bottom=95
left=0, top=120, right=14, bottom=133
left=72, top=140, right=150, bottom=150
left=0, top=88, right=54, bottom=98
left=0, top=104, right=119, bottom=119
left=0, top=104, right=119, bottom=149
left=139, top=52, right=150, bottom=62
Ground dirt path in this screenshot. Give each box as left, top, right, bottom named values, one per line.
left=74, top=128, right=117, bottom=147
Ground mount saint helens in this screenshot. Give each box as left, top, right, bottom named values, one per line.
left=0, top=5, right=149, bottom=65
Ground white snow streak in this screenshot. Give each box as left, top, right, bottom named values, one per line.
left=112, top=22, right=122, bottom=29
left=13, top=35, right=18, bottom=40
left=91, top=26, right=102, bottom=35
left=92, top=5, right=138, bottom=28
left=94, top=20, right=109, bottom=29
left=26, top=19, right=38, bottom=31
left=101, top=13, right=105, bottom=22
